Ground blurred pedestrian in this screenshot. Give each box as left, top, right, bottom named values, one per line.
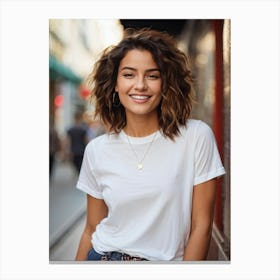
left=84, top=113, right=105, bottom=141
left=75, top=28, right=225, bottom=261
left=49, top=121, right=60, bottom=177
left=66, top=111, right=88, bottom=173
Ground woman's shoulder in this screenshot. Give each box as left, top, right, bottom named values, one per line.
left=182, top=119, right=211, bottom=132
left=179, top=119, right=214, bottom=139
left=86, top=132, right=120, bottom=149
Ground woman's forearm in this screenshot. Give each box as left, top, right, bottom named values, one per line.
left=76, top=196, right=108, bottom=261
left=183, top=226, right=212, bottom=261
left=75, top=230, right=93, bottom=261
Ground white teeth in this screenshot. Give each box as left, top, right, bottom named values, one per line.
left=130, top=95, right=150, bottom=100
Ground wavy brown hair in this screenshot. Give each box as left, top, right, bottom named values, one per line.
left=88, top=28, right=193, bottom=140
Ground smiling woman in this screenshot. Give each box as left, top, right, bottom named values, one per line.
left=75, top=28, right=226, bottom=262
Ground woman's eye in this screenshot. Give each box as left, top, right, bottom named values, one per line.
left=146, top=74, right=160, bottom=80
left=123, top=73, right=134, bottom=78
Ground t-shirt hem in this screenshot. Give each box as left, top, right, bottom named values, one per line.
left=76, top=181, right=103, bottom=199
left=194, top=167, right=226, bottom=186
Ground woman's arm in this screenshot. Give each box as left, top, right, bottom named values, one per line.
left=75, top=194, right=108, bottom=261
left=183, top=178, right=217, bottom=261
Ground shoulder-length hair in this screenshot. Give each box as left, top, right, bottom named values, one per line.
left=88, top=28, right=193, bottom=140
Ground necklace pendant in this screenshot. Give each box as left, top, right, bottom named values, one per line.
left=137, top=163, right=143, bottom=170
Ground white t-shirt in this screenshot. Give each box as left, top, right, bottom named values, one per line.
left=76, top=119, right=225, bottom=260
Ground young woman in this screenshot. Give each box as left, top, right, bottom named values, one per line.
left=75, top=28, right=225, bottom=261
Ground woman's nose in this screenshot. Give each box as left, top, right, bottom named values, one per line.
left=134, top=76, right=147, bottom=91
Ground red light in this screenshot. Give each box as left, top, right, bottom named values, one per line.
left=54, top=95, right=64, bottom=107
left=79, top=84, right=91, bottom=99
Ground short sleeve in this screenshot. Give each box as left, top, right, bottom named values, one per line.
left=76, top=142, right=103, bottom=199
left=194, top=122, right=226, bottom=186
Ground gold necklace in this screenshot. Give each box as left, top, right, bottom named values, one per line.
left=126, top=131, right=158, bottom=171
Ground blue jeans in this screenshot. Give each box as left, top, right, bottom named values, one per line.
left=87, top=247, right=104, bottom=261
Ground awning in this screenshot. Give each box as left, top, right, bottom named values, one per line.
left=49, top=55, right=82, bottom=84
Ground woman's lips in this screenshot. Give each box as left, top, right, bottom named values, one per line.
left=129, top=94, right=151, bottom=103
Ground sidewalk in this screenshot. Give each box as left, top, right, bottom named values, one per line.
left=49, top=159, right=86, bottom=252
left=50, top=213, right=86, bottom=261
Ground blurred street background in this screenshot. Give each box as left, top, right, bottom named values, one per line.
left=49, top=159, right=85, bottom=260
left=49, top=19, right=230, bottom=262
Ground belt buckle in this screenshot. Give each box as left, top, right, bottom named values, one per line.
left=101, top=254, right=108, bottom=261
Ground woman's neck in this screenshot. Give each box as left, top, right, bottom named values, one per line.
left=124, top=114, right=159, bottom=137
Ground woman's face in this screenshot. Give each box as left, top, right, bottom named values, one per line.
left=115, top=49, right=162, bottom=121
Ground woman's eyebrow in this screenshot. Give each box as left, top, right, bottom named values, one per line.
left=145, top=68, right=160, bottom=72
left=120, top=66, right=136, bottom=71
left=120, top=66, right=160, bottom=72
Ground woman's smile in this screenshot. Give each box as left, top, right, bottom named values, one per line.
left=129, top=94, right=151, bottom=103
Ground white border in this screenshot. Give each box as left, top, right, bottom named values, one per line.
left=1, top=0, right=279, bottom=279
